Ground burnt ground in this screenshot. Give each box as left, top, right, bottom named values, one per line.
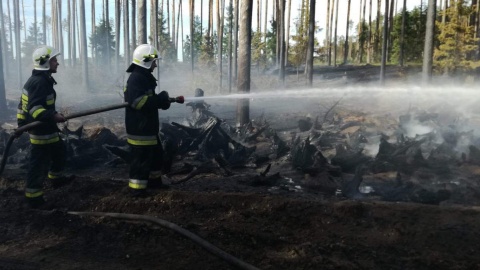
left=2, top=80, right=480, bottom=270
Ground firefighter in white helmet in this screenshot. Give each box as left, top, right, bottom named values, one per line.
left=124, top=44, right=184, bottom=197
left=17, top=45, right=74, bottom=209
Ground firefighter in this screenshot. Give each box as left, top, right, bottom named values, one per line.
left=124, top=44, right=183, bottom=197
left=17, top=45, right=73, bottom=209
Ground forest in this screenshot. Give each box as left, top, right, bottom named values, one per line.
left=3, top=1, right=480, bottom=269
left=1, top=0, right=480, bottom=120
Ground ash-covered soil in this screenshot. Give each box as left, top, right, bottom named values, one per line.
left=2, top=81, right=480, bottom=270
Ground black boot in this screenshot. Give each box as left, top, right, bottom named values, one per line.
left=129, top=188, right=149, bottom=198
left=51, top=175, right=75, bottom=189
left=148, top=177, right=170, bottom=189
left=25, top=197, right=54, bottom=210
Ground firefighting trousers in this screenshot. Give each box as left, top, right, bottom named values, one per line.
left=25, top=140, right=66, bottom=199
left=128, top=141, right=164, bottom=190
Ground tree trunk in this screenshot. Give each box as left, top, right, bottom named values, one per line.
left=132, top=0, right=137, bottom=48
left=333, top=0, right=339, bottom=67
left=278, top=0, right=285, bottom=83
left=209, top=0, right=213, bottom=37
left=326, top=0, right=331, bottom=65
left=380, top=0, right=389, bottom=85
left=236, top=0, right=252, bottom=127
left=57, top=0, right=64, bottom=64
left=0, top=0, right=7, bottom=74
left=307, top=0, right=315, bottom=86
left=91, top=0, right=96, bottom=64
left=388, top=0, right=395, bottom=62
left=124, top=0, right=131, bottom=66
left=190, top=0, right=194, bottom=72
left=72, top=0, right=77, bottom=66
left=285, top=0, right=291, bottom=68
left=67, top=0, right=71, bottom=66
left=176, top=0, right=182, bottom=52
left=138, top=0, right=147, bottom=44
left=422, top=0, right=436, bottom=83
left=0, top=30, right=8, bottom=121
left=167, top=0, right=170, bottom=34
left=22, top=0, right=26, bottom=41
left=52, top=0, right=57, bottom=48
left=264, top=0, right=268, bottom=47
left=234, top=0, right=239, bottom=81
left=360, top=0, right=367, bottom=62
left=155, top=0, right=160, bottom=85
left=105, top=0, right=111, bottom=66
left=79, top=0, right=89, bottom=90
left=228, top=0, right=233, bottom=93
left=6, top=0, right=13, bottom=63
left=344, top=0, right=351, bottom=64
left=42, top=0, right=46, bottom=44
left=115, top=0, right=121, bottom=72
left=217, top=0, right=225, bottom=90
left=442, top=0, right=448, bottom=24
left=367, top=0, right=372, bottom=63
left=14, top=0, right=22, bottom=88
left=0, top=32, right=6, bottom=119
left=399, top=0, right=406, bottom=66
left=172, top=0, right=176, bottom=51
left=375, top=0, right=381, bottom=62
left=256, top=0, right=260, bottom=71
left=34, top=0, right=37, bottom=46
left=275, top=0, right=279, bottom=67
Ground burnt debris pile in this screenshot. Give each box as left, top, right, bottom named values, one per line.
left=3, top=97, right=480, bottom=205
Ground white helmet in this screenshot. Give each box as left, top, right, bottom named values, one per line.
left=126, top=44, right=161, bottom=72
left=32, top=45, right=61, bottom=70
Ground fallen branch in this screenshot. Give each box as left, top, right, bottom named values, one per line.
left=67, top=211, right=260, bottom=270
left=322, top=97, right=343, bottom=124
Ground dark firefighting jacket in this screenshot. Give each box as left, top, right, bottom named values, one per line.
left=124, top=66, right=170, bottom=146
left=17, top=70, right=60, bottom=145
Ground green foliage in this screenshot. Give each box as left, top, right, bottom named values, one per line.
left=89, top=19, right=115, bottom=62
left=151, top=13, right=176, bottom=62
left=21, top=24, right=44, bottom=57
left=434, top=1, right=480, bottom=74
left=251, top=31, right=267, bottom=69
left=290, top=0, right=309, bottom=68
left=390, top=7, right=427, bottom=64
left=265, top=17, right=277, bottom=64
left=183, top=16, right=203, bottom=63
left=221, top=4, right=234, bottom=59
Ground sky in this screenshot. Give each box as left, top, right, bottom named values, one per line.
left=3, top=0, right=422, bottom=61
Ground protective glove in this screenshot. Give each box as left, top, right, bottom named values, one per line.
left=156, top=91, right=171, bottom=110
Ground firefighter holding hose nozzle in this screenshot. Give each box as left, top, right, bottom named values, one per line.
left=17, top=46, right=74, bottom=209
left=124, top=44, right=184, bottom=197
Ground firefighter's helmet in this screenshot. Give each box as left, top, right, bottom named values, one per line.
left=126, top=44, right=161, bottom=72
left=32, top=46, right=61, bottom=70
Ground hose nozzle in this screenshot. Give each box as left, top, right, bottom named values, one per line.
left=169, top=96, right=185, bottom=104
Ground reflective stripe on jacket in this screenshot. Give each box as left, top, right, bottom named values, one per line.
left=17, top=70, right=60, bottom=144
left=124, top=66, right=160, bottom=142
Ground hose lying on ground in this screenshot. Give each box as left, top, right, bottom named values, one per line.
left=67, top=211, right=261, bottom=270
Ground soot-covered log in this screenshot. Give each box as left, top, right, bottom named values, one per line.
left=172, top=158, right=233, bottom=185
left=290, top=136, right=329, bottom=174
left=331, top=144, right=372, bottom=173
left=341, top=165, right=366, bottom=199
left=250, top=164, right=282, bottom=186
left=63, top=126, right=124, bottom=169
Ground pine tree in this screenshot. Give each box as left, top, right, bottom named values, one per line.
left=435, top=1, right=480, bottom=75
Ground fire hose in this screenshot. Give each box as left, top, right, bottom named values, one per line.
left=0, top=96, right=184, bottom=176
